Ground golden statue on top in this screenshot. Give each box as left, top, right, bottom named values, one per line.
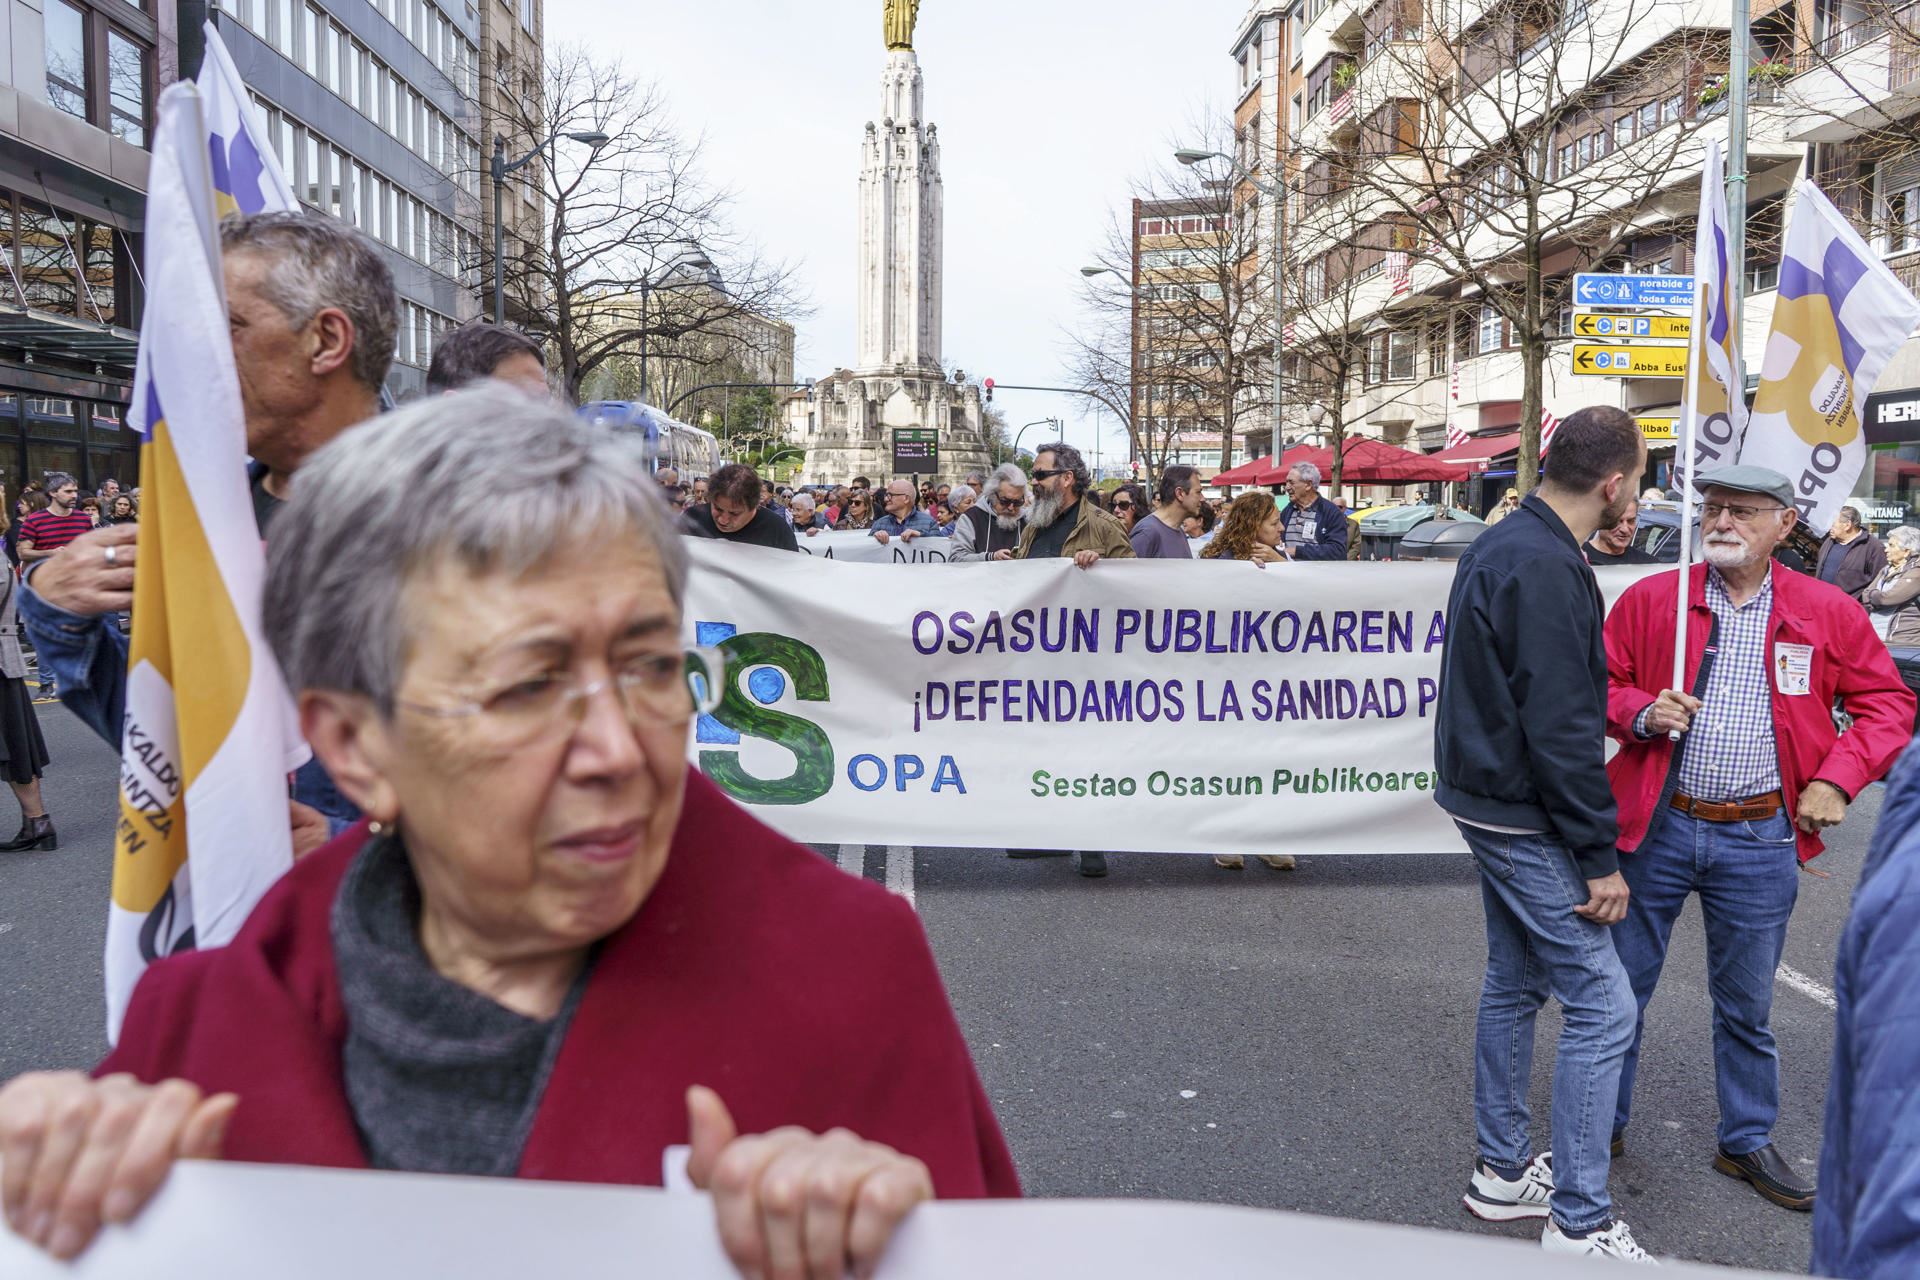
left=884, top=0, right=919, bottom=50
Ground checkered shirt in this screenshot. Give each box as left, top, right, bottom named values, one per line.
left=1676, top=568, right=1781, bottom=801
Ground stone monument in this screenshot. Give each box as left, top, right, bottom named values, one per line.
left=789, top=2, right=990, bottom=485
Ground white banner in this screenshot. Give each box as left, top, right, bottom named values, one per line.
left=0, top=1160, right=1769, bottom=1278
left=685, top=544, right=1654, bottom=856
left=795, top=528, right=960, bottom=563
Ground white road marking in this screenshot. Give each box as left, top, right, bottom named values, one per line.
left=836, top=843, right=865, bottom=877
left=885, top=844, right=916, bottom=908
left=1776, top=963, right=1837, bottom=1010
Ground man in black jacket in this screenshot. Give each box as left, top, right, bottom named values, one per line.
left=1438, top=405, right=1653, bottom=1262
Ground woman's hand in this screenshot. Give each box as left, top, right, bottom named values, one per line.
left=685, top=1085, right=932, bottom=1280
left=1250, top=544, right=1283, bottom=566
left=0, top=1072, right=235, bottom=1260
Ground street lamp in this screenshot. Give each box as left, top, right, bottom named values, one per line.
left=1082, top=265, right=1153, bottom=481
left=637, top=250, right=716, bottom=404
left=1177, top=145, right=1285, bottom=464
left=1012, top=417, right=1058, bottom=459
left=492, top=129, right=611, bottom=323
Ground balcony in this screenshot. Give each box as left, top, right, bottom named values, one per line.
left=1788, top=25, right=1920, bottom=141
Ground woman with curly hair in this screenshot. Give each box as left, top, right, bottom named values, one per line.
left=1199, top=491, right=1286, bottom=567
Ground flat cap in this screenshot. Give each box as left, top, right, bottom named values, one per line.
left=1695, top=464, right=1794, bottom=509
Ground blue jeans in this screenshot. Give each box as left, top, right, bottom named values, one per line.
left=1461, top=822, right=1635, bottom=1233
left=1612, top=808, right=1799, bottom=1155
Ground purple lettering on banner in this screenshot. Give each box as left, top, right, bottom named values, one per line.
left=1175, top=609, right=1202, bottom=653
left=1114, top=609, right=1142, bottom=652
left=911, top=611, right=942, bottom=654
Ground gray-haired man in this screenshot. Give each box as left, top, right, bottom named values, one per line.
left=1277, top=463, right=1350, bottom=560
left=20, top=210, right=398, bottom=850
left=952, top=463, right=1028, bottom=562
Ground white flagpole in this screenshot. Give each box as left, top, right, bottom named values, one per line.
left=1668, top=280, right=1709, bottom=739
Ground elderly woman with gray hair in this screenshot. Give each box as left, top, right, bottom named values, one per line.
left=1862, top=524, right=1920, bottom=646
left=0, top=388, right=1018, bottom=1270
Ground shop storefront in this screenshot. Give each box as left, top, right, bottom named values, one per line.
left=1862, top=387, right=1920, bottom=535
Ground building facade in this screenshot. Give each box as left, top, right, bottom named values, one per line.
left=1233, top=0, right=1800, bottom=509
left=0, top=0, right=171, bottom=491
left=213, top=0, right=489, bottom=399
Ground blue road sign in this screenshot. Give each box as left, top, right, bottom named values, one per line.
left=1572, top=273, right=1695, bottom=309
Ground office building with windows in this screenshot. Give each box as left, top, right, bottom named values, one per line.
left=212, top=0, right=490, bottom=397
left=0, top=0, right=166, bottom=491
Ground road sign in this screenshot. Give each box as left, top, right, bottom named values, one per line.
left=1573, top=312, right=1691, bottom=340
left=1635, top=416, right=1677, bottom=442
left=1570, top=344, right=1689, bottom=379
left=1572, top=273, right=1695, bottom=309
left=892, top=427, right=939, bottom=474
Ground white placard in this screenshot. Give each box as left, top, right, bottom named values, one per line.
left=0, top=1160, right=1770, bottom=1279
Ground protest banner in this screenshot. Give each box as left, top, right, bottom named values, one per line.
left=684, top=544, right=1656, bottom=857
left=0, top=1159, right=1771, bottom=1279
left=794, top=528, right=959, bottom=563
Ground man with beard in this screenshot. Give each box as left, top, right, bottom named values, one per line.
left=951, top=462, right=1028, bottom=562
left=1436, top=405, right=1650, bottom=1260
left=1013, top=442, right=1132, bottom=877
left=1601, top=466, right=1913, bottom=1213
left=1015, top=441, right=1132, bottom=569
left=1130, top=465, right=1201, bottom=559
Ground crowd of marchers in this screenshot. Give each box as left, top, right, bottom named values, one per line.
left=1, top=208, right=1919, bottom=1278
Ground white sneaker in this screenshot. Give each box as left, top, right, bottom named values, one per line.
left=1463, top=1152, right=1554, bottom=1221
left=1542, top=1219, right=1657, bottom=1264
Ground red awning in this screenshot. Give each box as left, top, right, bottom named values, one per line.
left=1209, top=456, right=1276, bottom=487
left=1425, top=432, right=1520, bottom=470
left=1251, top=438, right=1476, bottom=485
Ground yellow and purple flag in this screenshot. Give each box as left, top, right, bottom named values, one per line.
left=1682, top=140, right=1747, bottom=477
left=1743, top=180, right=1920, bottom=532
left=108, top=82, right=305, bottom=1040
left=198, top=21, right=298, bottom=217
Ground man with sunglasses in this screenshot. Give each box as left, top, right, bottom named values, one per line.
left=1602, top=465, right=1914, bottom=1213
left=951, top=462, right=1028, bottom=562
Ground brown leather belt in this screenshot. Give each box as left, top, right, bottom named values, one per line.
left=1670, top=790, right=1785, bottom=822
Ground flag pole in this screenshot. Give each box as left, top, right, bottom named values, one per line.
left=1668, top=279, right=1709, bottom=739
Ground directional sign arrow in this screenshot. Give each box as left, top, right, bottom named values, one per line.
left=1576, top=349, right=1596, bottom=371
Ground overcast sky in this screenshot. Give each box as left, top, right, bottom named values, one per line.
left=545, top=0, right=1239, bottom=468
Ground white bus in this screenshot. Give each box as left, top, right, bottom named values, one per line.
left=578, top=401, right=723, bottom=478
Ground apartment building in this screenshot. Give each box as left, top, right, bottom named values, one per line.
left=477, top=0, right=540, bottom=324
left=1236, top=0, right=1800, bottom=505
left=1776, top=0, right=1920, bottom=529
left=213, top=0, right=491, bottom=398
left=0, top=0, right=170, bottom=489
left=1131, top=195, right=1245, bottom=474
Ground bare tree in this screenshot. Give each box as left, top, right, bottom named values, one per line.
left=1068, top=120, right=1274, bottom=483
left=1287, top=0, right=1717, bottom=491
left=484, top=45, right=807, bottom=402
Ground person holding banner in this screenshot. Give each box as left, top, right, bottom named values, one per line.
left=1601, top=466, right=1914, bottom=1213
left=683, top=463, right=799, bottom=552
left=872, top=479, right=946, bottom=542
left=1129, top=466, right=1200, bottom=560
left=1436, top=406, right=1653, bottom=1261
left=0, top=390, right=1019, bottom=1268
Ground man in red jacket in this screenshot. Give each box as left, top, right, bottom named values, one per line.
left=1602, top=465, right=1915, bottom=1214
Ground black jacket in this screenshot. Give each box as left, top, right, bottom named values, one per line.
left=681, top=503, right=799, bottom=552
left=1435, top=494, right=1619, bottom=878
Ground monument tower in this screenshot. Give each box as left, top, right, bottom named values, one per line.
left=790, top=1, right=990, bottom=485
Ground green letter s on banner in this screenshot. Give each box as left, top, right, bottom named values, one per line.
left=698, top=633, right=835, bottom=805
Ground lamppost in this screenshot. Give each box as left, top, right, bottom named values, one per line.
left=1081, top=265, right=1153, bottom=483
left=637, top=251, right=716, bottom=405
left=491, top=128, right=611, bottom=323
left=1176, top=146, right=1285, bottom=465
left=1012, top=417, right=1059, bottom=459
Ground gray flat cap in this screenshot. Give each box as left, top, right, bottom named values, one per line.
left=1695, top=464, right=1794, bottom=509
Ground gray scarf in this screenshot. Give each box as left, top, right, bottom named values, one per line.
left=330, top=832, right=590, bottom=1176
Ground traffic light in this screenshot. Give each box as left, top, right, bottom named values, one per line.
left=983, top=377, right=994, bottom=404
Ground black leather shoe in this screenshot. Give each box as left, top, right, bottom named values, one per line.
left=1076, top=851, right=1109, bottom=878
left=0, top=814, right=55, bottom=852
left=1714, top=1143, right=1815, bottom=1211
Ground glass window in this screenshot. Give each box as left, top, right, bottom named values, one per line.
left=300, top=5, right=320, bottom=77
left=400, top=89, right=415, bottom=148
left=1477, top=303, right=1504, bottom=353
left=107, top=29, right=148, bottom=147
left=328, top=147, right=344, bottom=217
left=18, top=204, right=79, bottom=315
left=304, top=130, right=321, bottom=206
left=274, top=112, right=294, bottom=170
left=45, top=1, right=89, bottom=121
left=271, top=0, right=293, bottom=56
left=395, top=196, right=411, bottom=258
left=77, top=221, right=119, bottom=324
left=1387, top=330, right=1416, bottom=381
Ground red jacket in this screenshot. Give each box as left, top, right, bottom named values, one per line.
left=98, top=772, right=1021, bottom=1198
left=1604, top=563, right=1916, bottom=864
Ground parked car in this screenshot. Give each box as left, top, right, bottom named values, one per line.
left=1892, top=646, right=1920, bottom=735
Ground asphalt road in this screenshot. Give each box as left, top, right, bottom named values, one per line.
left=0, top=700, right=1887, bottom=1273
